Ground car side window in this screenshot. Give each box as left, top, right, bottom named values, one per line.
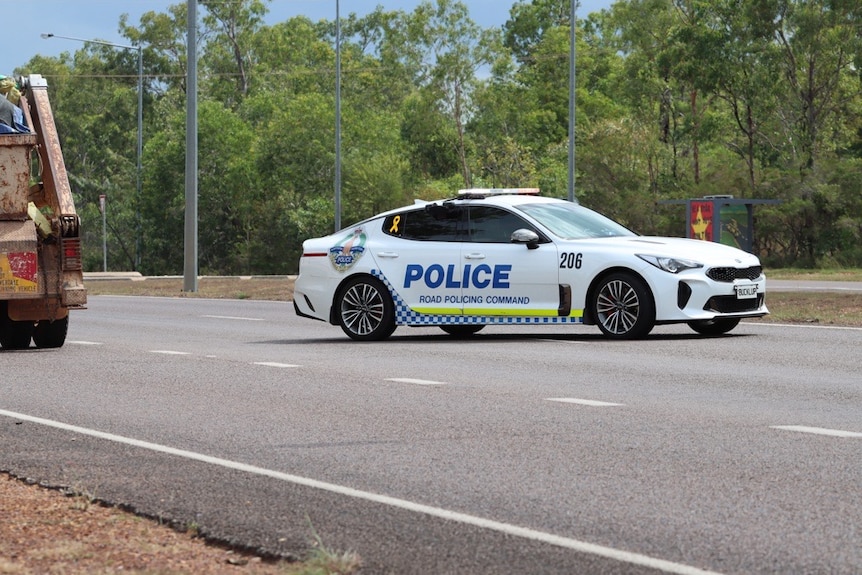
left=382, top=206, right=462, bottom=241
left=466, top=206, right=538, bottom=243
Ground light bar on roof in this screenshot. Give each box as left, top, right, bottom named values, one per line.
left=457, top=188, right=541, bottom=196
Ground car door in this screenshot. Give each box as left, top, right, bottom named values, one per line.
left=373, top=204, right=465, bottom=315
left=460, top=206, right=560, bottom=317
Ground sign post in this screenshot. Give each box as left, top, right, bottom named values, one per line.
left=99, top=194, right=107, bottom=272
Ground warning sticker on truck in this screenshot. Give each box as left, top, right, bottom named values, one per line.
left=0, top=252, right=38, bottom=294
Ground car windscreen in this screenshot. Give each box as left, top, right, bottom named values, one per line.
left=516, top=202, right=636, bottom=239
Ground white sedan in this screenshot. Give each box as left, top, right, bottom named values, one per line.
left=293, top=189, right=767, bottom=340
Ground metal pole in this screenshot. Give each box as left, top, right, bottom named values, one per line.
left=184, top=0, right=199, bottom=292
left=136, top=45, right=143, bottom=270
left=568, top=0, right=577, bottom=202
left=99, top=194, right=107, bottom=272
left=334, top=0, right=342, bottom=232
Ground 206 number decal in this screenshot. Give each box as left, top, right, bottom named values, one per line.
left=560, top=252, right=583, bottom=269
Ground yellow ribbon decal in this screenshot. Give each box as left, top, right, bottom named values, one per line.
left=389, top=215, right=401, bottom=233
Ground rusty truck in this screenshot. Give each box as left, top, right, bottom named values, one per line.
left=0, top=74, right=86, bottom=349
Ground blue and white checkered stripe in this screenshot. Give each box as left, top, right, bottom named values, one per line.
left=372, top=269, right=584, bottom=327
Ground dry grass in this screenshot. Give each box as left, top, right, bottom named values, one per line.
left=85, top=276, right=295, bottom=301
left=765, top=269, right=862, bottom=282
left=760, top=292, right=862, bottom=327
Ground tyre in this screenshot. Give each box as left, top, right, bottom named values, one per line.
left=592, top=272, right=655, bottom=339
left=687, top=317, right=740, bottom=336
left=337, top=276, right=396, bottom=341
left=0, top=320, right=34, bottom=350
left=33, top=317, right=69, bottom=348
left=440, top=325, right=485, bottom=337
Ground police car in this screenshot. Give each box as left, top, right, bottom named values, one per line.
left=293, top=189, right=767, bottom=340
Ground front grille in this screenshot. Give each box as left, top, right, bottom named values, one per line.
left=704, top=294, right=764, bottom=313
left=706, top=266, right=762, bottom=282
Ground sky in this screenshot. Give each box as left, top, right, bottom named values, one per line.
left=2, top=0, right=613, bottom=76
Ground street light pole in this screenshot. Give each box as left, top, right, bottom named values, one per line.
left=184, top=0, right=199, bottom=293
left=41, top=32, right=143, bottom=269
left=568, top=0, right=576, bottom=203
left=334, top=0, right=342, bottom=232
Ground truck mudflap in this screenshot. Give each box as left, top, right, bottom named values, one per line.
left=0, top=220, right=39, bottom=298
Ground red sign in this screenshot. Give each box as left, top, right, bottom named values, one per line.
left=690, top=201, right=713, bottom=241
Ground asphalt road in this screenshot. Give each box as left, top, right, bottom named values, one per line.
left=2, top=296, right=861, bottom=574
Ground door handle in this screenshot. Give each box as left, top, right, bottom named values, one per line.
left=377, top=252, right=399, bottom=258
left=464, top=253, right=486, bottom=260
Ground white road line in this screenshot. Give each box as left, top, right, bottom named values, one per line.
left=68, top=341, right=104, bottom=346
left=771, top=425, right=862, bottom=438
left=386, top=378, right=448, bottom=386
left=254, top=362, right=300, bottom=368
left=149, top=350, right=191, bottom=355
left=202, top=315, right=264, bottom=321
left=546, top=398, right=623, bottom=407
left=0, top=408, right=724, bottom=575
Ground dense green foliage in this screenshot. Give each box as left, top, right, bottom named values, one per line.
left=16, top=0, right=862, bottom=274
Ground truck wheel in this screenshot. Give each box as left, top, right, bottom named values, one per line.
left=592, top=272, right=655, bottom=339
left=33, top=317, right=69, bottom=348
left=337, top=276, right=396, bottom=341
left=0, top=320, right=34, bottom=350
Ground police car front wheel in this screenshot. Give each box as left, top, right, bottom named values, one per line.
left=592, top=272, right=655, bottom=339
left=337, top=276, right=396, bottom=341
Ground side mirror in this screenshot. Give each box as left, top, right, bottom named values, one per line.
left=511, top=228, right=540, bottom=250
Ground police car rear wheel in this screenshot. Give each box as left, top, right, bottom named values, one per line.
left=440, top=325, right=485, bottom=337
left=337, top=276, right=396, bottom=341
left=687, top=318, right=740, bottom=336
left=593, top=272, right=655, bottom=339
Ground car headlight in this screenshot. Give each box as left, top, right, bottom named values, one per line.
left=637, top=254, right=703, bottom=274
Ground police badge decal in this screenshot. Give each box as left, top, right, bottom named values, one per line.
left=329, top=228, right=366, bottom=272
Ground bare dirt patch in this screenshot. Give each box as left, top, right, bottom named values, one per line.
left=0, top=474, right=294, bottom=574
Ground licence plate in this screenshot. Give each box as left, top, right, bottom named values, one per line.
left=735, top=283, right=759, bottom=299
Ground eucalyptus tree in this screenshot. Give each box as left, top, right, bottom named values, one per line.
left=119, top=4, right=192, bottom=96
left=602, top=0, right=684, bottom=198
left=395, top=0, right=497, bottom=187
left=695, top=0, right=784, bottom=191
left=140, top=96, right=258, bottom=275
left=245, top=17, right=336, bottom=102
left=200, top=0, right=269, bottom=104
left=768, top=0, right=862, bottom=173
left=755, top=0, right=862, bottom=263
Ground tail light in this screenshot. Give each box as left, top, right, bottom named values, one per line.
left=61, top=237, right=82, bottom=270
